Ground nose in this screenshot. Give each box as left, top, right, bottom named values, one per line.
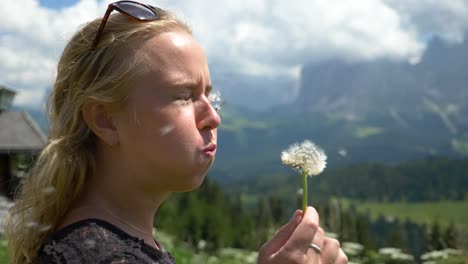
left=196, top=95, right=222, bottom=130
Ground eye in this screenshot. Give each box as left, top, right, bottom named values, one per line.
left=175, top=93, right=192, bottom=105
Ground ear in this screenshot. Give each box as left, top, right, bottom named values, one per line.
left=82, top=100, right=119, bottom=146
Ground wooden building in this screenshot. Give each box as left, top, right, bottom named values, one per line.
left=0, top=86, right=47, bottom=199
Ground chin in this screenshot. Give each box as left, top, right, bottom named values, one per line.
left=175, top=172, right=207, bottom=192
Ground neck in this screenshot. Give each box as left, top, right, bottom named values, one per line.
left=74, top=187, right=166, bottom=238
left=70, top=144, right=170, bottom=243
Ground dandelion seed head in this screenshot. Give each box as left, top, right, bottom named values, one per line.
left=281, top=140, right=327, bottom=176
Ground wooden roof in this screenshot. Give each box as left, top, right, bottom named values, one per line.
left=0, top=111, right=47, bottom=153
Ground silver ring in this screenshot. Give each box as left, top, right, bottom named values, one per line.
left=309, top=243, right=322, bottom=254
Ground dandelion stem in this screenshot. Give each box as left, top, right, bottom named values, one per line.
left=302, top=170, right=307, bottom=213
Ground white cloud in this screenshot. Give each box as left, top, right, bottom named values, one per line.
left=158, top=0, right=425, bottom=69
left=384, top=0, right=468, bottom=43
left=0, top=0, right=104, bottom=107
left=1, top=0, right=467, bottom=108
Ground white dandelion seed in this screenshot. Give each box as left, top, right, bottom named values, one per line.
left=42, top=186, right=56, bottom=195
left=160, top=125, right=174, bottom=136
left=296, top=188, right=303, bottom=196
left=338, top=148, right=348, bottom=157
left=38, top=224, right=52, bottom=233
left=84, top=239, right=96, bottom=248
left=208, top=90, right=223, bottom=111
left=281, top=140, right=327, bottom=176
left=25, top=221, right=39, bottom=229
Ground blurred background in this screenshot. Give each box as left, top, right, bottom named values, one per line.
left=1, top=0, right=468, bottom=263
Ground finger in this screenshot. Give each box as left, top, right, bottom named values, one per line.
left=259, top=210, right=302, bottom=257
left=304, top=227, right=324, bottom=264
left=306, top=227, right=324, bottom=256
left=282, top=206, right=321, bottom=253
left=321, top=237, right=341, bottom=264
left=335, top=248, right=349, bottom=264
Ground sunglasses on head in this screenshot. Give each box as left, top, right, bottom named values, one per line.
left=92, top=1, right=160, bottom=50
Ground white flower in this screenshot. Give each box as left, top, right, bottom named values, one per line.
left=197, top=239, right=207, bottom=250
left=379, top=247, right=414, bottom=261
left=421, top=249, right=462, bottom=260
left=281, top=140, right=327, bottom=176
left=342, top=242, right=364, bottom=256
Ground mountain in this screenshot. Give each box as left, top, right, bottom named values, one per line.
left=210, top=67, right=297, bottom=110
left=15, top=36, right=468, bottom=184
left=211, top=36, right=468, bottom=182
left=297, top=36, right=468, bottom=133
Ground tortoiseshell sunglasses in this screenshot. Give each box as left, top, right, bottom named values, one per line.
left=92, top=0, right=160, bottom=49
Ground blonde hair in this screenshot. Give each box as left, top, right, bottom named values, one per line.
left=6, top=8, right=191, bottom=264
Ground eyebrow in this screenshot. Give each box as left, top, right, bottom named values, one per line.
left=173, top=81, right=213, bottom=94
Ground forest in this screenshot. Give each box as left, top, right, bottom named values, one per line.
left=152, top=156, right=468, bottom=263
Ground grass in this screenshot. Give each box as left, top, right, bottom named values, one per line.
left=0, top=240, right=9, bottom=263
left=339, top=199, right=468, bottom=229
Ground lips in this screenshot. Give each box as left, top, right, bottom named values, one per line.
left=202, top=143, right=217, bottom=156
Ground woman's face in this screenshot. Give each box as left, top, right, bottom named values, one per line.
left=113, top=31, right=221, bottom=193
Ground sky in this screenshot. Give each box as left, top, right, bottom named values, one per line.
left=1, top=0, right=468, bottom=108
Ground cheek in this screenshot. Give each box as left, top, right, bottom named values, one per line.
left=150, top=108, right=198, bottom=150
left=119, top=102, right=198, bottom=151
left=164, top=107, right=196, bottom=132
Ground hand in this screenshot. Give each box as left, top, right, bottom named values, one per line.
left=257, top=206, right=348, bottom=264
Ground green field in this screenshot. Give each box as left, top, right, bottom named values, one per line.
left=0, top=240, right=8, bottom=263
left=340, top=199, right=468, bottom=229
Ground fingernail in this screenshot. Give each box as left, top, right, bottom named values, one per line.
left=293, top=210, right=302, bottom=224
left=307, top=206, right=319, bottom=223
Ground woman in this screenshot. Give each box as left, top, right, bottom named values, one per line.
left=6, top=1, right=348, bottom=263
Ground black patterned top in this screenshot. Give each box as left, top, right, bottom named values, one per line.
left=38, top=218, right=176, bottom=264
